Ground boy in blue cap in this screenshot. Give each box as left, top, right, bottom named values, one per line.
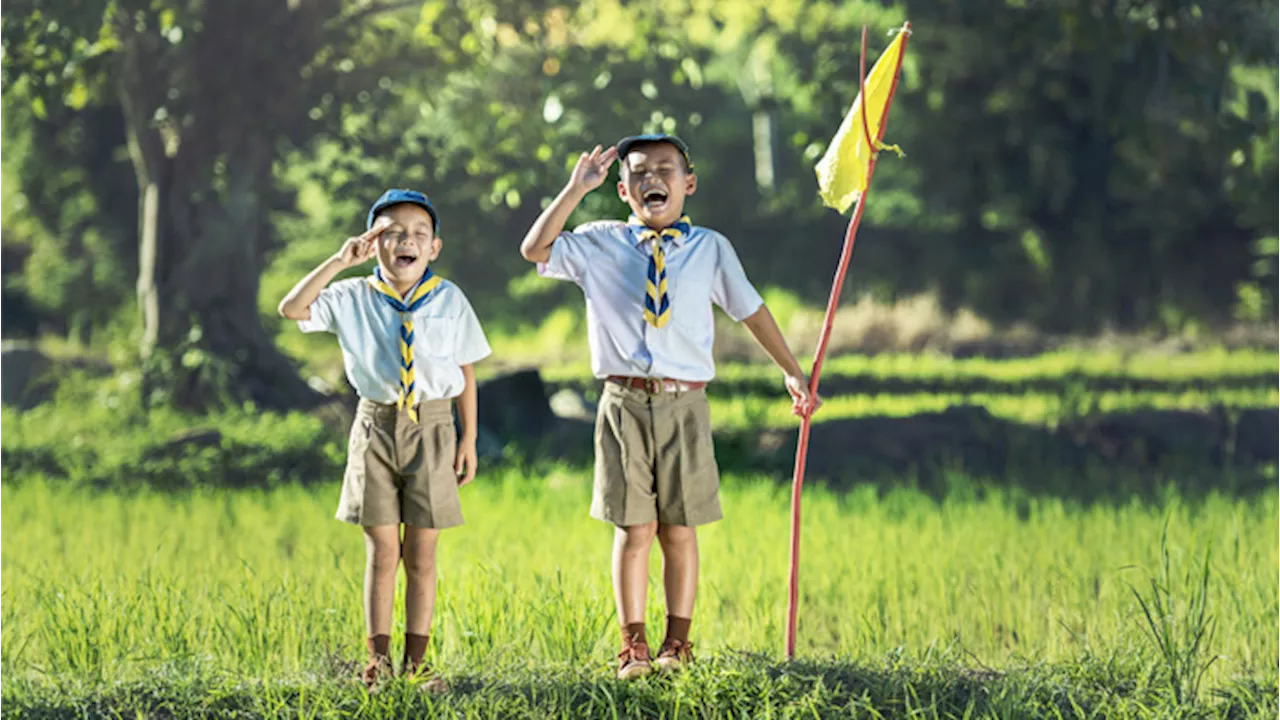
left=280, top=189, right=491, bottom=692
left=520, top=135, right=820, bottom=678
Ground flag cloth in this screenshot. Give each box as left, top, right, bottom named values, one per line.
left=814, top=29, right=908, bottom=213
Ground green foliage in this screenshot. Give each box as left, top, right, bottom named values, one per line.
left=0, top=99, right=136, bottom=340
left=0, top=0, right=447, bottom=408
left=2, top=0, right=1278, bottom=403
left=0, top=372, right=343, bottom=490
left=897, top=0, right=1279, bottom=331
left=358, top=0, right=1278, bottom=331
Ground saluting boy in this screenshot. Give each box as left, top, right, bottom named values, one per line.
left=279, top=189, right=491, bottom=692
left=519, top=135, right=820, bottom=678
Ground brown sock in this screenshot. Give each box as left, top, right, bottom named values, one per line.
left=665, top=615, right=691, bottom=644
left=404, top=633, right=429, bottom=669
left=367, top=634, right=391, bottom=659
left=621, top=622, right=647, bottom=647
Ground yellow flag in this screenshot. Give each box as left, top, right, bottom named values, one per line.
left=815, top=29, right=908, bottom=213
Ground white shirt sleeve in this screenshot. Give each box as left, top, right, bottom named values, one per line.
left=452, top=290, right=492, bottom=366
left=297, top=282, right=346, bottom=334
left=711, top=233, right=765, bottom=322
left=537, top=225, right=606, bottom=284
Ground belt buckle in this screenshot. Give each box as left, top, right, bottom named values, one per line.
left=643, top=378, right=663, bottom=395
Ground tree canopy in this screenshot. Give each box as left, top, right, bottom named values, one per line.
left=3, top=0, right=1275, bottom=406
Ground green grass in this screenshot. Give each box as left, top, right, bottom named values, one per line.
left=539, top=347, right=1280, bottom=385
left=3, top=348, right=1276, bottom=716
left=704, top=387, right=1280, bottom=430
left=2, top=472, right=1276, bottom=718
left=0, top=375, right=344, bottom=490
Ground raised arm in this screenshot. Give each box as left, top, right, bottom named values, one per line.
left=519, top=145, right=617, bottom=263
left=278, top=217, right=390, bottom=320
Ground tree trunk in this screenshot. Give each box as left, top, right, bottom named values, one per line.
left=147, top=150, right=319, bottom=411
left=115, top=9, right=320, bottom=411
left=137, top=181, right=161, bottom=360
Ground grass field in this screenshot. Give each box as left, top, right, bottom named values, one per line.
left=701, top=387, right=1279, bottom=430
left=2, top=471, right=1276, bottom=718
left=545, top=348, right=1280, bottom=430
left=2, top=347, right=1277, bottom=717
left=5, top=347, right=1273, bottom=493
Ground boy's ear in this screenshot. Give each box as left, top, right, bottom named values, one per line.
left=684, top=172, right=697, bottom=196
left=617, top=179, right=631, bottom=203
left=429, top=235, right=443, bottom=261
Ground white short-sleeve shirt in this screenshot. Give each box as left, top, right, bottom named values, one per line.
left=299, top=276, right=491, bottom=402
left=538, top=220, right=764, bottom=381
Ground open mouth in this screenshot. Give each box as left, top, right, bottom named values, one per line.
left=641, top=187, right=669, bottom=210
left=393, top=252, right=418, bottom=268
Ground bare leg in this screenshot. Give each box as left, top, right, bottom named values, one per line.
left=401, top=526, right=441, bottom=636
left=657, top=524, right=698, bottom=620
left=359, top=525, right=401, bottom=689
left=612, top=520, right=659, bottom=679
left=612, top=521, right=658, bottom=628
left=363, top=525, right=402, bottom=639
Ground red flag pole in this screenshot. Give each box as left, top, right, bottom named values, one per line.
left=785, top=22, right=910, bottom=660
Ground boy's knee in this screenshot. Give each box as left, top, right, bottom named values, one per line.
left=658, top=523, right=697, bottom=547
left=366, top=533, right=401, bottom=576
left=402, top=548, right=437, bottom=578
left=619, top=521, right=658, bottom=549
left=369, top=547, right=400, bottom=576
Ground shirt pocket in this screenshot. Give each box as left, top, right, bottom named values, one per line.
left=669, top=274, right=713, bottom=345
left=412, top=317, right=456, bottom=362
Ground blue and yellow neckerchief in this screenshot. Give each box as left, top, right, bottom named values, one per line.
left=367, top=266, right=444, bottom=421
left=627, top=214, right=691, bottom=329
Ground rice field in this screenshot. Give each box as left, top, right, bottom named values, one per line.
left=2, top=348, right=1276, bottom=717
left=2, top=470, right=1276, bottom=718
left=702, top=387, right=1279, bottom=430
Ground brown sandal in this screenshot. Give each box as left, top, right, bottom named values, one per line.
left=654, top=638, right=695, bottom=671
left=402, top=657, right=451, bottom=694
left=617, top=639, right=653, bottom=680
left=360, top=654, right=393, bottom=692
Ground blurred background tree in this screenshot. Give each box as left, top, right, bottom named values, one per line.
left=2, top=0, right=466, bottom=408
left=3, top=0, right=1276, bottom=409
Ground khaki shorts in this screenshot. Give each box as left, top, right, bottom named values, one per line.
left=591, top=381, right=722, bottom=528
left=336, top=398, right=463, bottom=529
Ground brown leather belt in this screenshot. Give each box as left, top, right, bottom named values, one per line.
left=606, top=376, right=707, bottom=395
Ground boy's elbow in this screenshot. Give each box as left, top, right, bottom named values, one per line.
left=277, top=299, right=305, bottom=321
left=519, top=243, right=546, bottom=264
left=519, top=232, right=554, bottom=264
left=741, top=303, right=767, bottom=326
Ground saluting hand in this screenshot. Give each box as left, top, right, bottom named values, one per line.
left=334, top=215, right=392, bottom=268
left=569, top=145, right=618, bottom=193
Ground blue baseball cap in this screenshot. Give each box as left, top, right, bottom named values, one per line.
left=367, top=189, right=440, bottom=232
left=616, top=133, right=694, bottom=170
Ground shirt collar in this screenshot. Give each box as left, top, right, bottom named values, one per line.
left=633, top=232, right=687, bottom=248
left=627, top=215, right=692, bottom=248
